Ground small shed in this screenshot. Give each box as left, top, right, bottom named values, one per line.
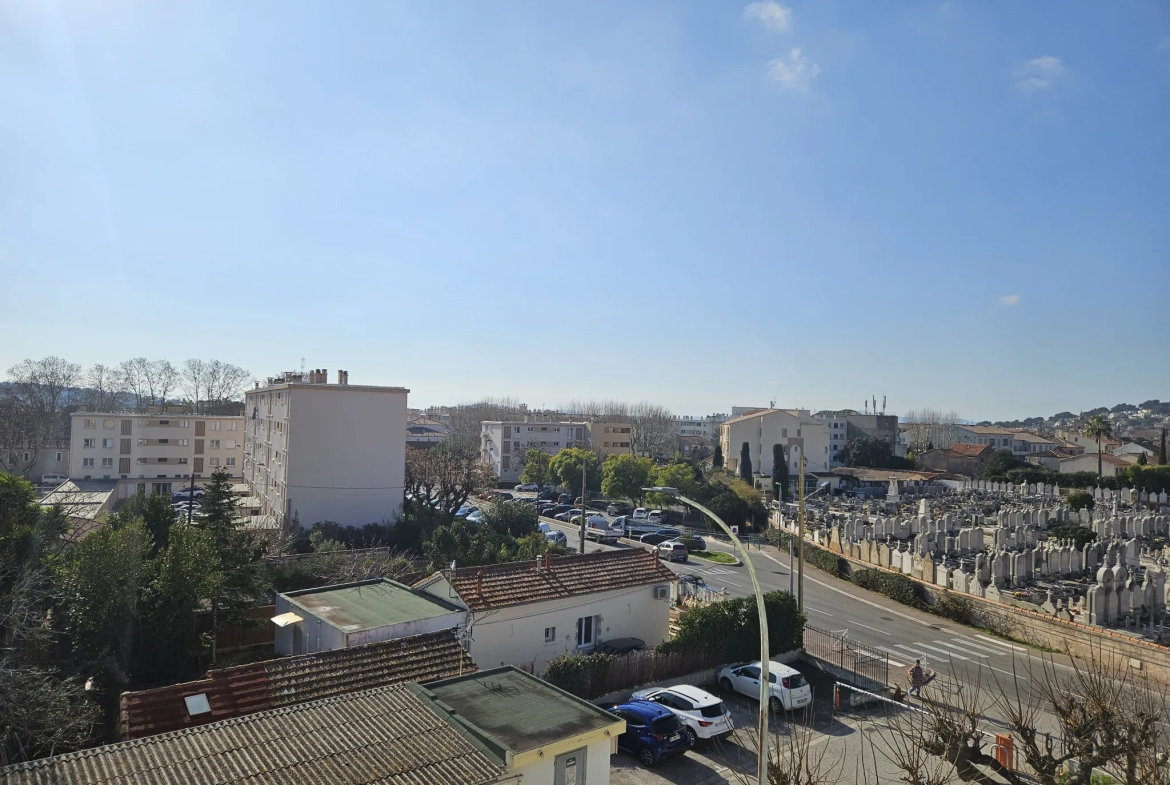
left=274, top=578, right=464, bottom=655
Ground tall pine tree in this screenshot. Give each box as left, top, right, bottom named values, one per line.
left=739, top=442, right=753, bottom=483
left=772, top=443, right=789, bottom=503
left=196, top=468, right=264, bottom=665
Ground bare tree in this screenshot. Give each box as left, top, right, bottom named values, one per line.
left=178, top=359, right=250, bottom=414
left=404, top=444, right=496, bottom=518
left=142, top=359, right=179, bottom=407
left=118, top=358, right=148, bottom=411
left=629, top=401, right=676, bottom=459
left=903, top=408, right=961, bottom=453
left=445, top=397, right=526, bottom=453
left=82, top=364, right=123, bottom=412
left=180, top=358, right=207, bottom=413
left=3, top=357, right=81, bottom=451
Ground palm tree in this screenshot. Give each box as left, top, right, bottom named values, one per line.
left=1083, top=414, right=1114, bottom=478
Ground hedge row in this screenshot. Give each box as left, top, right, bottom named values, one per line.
left=659, top=589, right=805, bottom=662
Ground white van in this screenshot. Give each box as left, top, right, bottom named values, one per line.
left=717, top=660, right=812, bottom=711
left=41, top=473, right=68, bottom=486
left=632, top=508, right=649, bottom=521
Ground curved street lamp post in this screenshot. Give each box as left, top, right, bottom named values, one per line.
left=644, top=487, right=771, bottom=785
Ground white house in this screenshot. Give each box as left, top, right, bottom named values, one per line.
left=273, top=579, right=464, bottom=656
left=1113, top=442, right=1154, bottom=460
left=480, top=420, right=588, bottom=483
left=1059, top=453, right=1130, bottom=477
left=718, top=409, right=831, bottom=477
left=415, top=548, right=675, bottom=673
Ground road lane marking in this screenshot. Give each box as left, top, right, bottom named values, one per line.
left=846, top=619, right=891, bottom=635
left=887, top=645, right=928, bottom=661
left=807, top=607, right=833, bottom=616
left=947, top=636, right=1009, bottom=655
left=974, top=634, right=1027, bottom=652
left=718, top=580, right=745, bottom=588
left=933, top=640, right=989, bottom=658
left=908, top=642, right=971, bottom=661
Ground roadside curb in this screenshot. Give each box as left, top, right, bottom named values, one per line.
left=689, top=553, right=744, bottom=567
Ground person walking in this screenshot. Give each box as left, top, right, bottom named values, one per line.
left=908, top=659, right=925, bottom=697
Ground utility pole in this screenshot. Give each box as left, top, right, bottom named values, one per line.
left=798, top=453, right=805, bottom=616
left=579, top=455, right=588, bottom=554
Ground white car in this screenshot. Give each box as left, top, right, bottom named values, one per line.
left=632, top=508, right=649, bottom=521
left=646, top=510, right=664, bottom=525
left=514, top=483, right=539, bottom=492
left=630, top=685, right=734, bottom=745
left=718, top=661, right=812, bottom=712
left=538, top=521, right=568, bottom=546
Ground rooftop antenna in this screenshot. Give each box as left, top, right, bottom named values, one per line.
left=882, top=395, right=887, bottom=415
left=300, top=357, right=306, bottom=377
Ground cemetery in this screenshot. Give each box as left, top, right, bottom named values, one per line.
left=804, top=480, right=1170, bottom=639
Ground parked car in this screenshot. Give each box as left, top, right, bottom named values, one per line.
left=515, top=483, right=539, bottom=492
left=677, top=574, right=708, bottom=587
left=543, top=504, right=571, bottom=518
left=655, top=541, right=689, bottom=563
left=632, top=508, right=649, bottom=521
left=639, top=528, right=682, bottom=547
left=717, top=661, right=812, bottom=712
left=595, top=637, right=646, bottom=655
left=605, top=700, right=689, bottom=767
left=455, top=505, right=478, bottom=518
left=40, top=473, right=68, bottom=486
left=172, top=487, right=205, bottom=501
left=606, top=502, right=631, bottom=516
left=558, top=493, right=573, bottom=504
left=630, top=685, right=735, bottom=746
left=538, top=522, right=567, bottom=547
left=488, top=491, right=513, bottom=501
left=584, top=514, right=618, bottom=544
left=646, top=510, right=665, bottom=525
left=466, top=510, right=484, bottom=524
left=538, top=490, right=559, bottom=501
left=553, top=508, right=581, bottom=522
left=677, top=534, right=706, bottom=552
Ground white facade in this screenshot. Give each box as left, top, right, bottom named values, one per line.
left=69, top=411, right=244, bottom=499
left=419, top=578, right=672, bottom=673
left=815, top=413, right=850, bottom=467
left=244, top=375, right=408, bottom=528
left=1059, top=453, right=1129, bottom=477
left=672, top=414, right=727, bottom=439
left=481, top=420, right=587, bottom=483
left=719, top=409, right=831, bottom=477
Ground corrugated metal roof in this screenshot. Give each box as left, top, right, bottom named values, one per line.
left=284, top=578, right=461, bottom=632
left=8, top=683, right=504, bottom=785
left=120, top=629, right=476, bottom=740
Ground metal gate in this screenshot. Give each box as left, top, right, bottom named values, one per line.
left=803, top=624, right=890, bottom=687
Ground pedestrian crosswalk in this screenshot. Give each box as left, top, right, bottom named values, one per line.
left=701, top=566, right=738, bottom=576
left=877, top=633, right=1022, bottom=669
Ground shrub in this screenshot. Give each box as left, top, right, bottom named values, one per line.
left=543, top=653, right=611, bottom=698
left=851, top=569, right=924, bottom=608
left=928, top=590, right=976, bottom=625
left=660, top=590, right=804, bottom=662
left=1066, top=490, right=1095, bottom=512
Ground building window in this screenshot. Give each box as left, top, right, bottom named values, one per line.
left=544, top=626, right=556, bottom=644
left=576, top=616, right=595, bottom=648
left=138, top=439, right=148, bottom=445
left=103, top=419, right=115, bottom=429
left=226, top=457, right=236, bottom=467
left=158, top=438, right=169, bottom=444
left=209, top=458, right=220, bottom=466
left=211, top=421, right=221, bottom=431
left=179, top=439, right=189, bottom=446
left=83, top=439, right=95, bottom=448
left=82, top=458, right=94, bottom=467
left=210, top=440, right=221, bottom=449
left=137, top=458, right=147, bottom=464
left=55, top=452, right=63, bottom=462
left=178, top=458, right=188, bottom=465
left=84, top=419, right=96, bottom=429
left=227, top=422, right=237, bottom=431
left=101, top=458, right=113, bottom=468
left=180, top=420, right=189, bottom=427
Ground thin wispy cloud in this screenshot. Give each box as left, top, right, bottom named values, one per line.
left=1000, top=294, right=1021, bottom=306
left=744, top=1, right=791, bottom=33
left=1013, top=56, right=1063, bottom=92
left=768, top=48, right=819, bottom=89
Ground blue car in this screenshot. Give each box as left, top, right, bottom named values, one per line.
left=606, top=700, right=689, bottom=767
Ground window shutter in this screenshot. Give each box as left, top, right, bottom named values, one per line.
left=121, top=419, right=132, bottom=435
left=195, top=421, right=206, bottom=436
left=120, top=439, right=131, bottom=455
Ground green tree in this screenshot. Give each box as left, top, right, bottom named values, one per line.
left=1160, top=428, right=1166, bottom=465
left=479, top=500, right=540, bottom=538
left=518, top=449, right=551, bottom=489
left=1066, top=489, right=1095, bottom=512
left=1137, top=452, right=1148, bottom=466
left=739, top=442, right=752, bottom=483
left=771, top=443, right=789, bottom=502
left=712, top=444, right=723, bottom=469
left=601, top=454, right=653, bottom=502
left=422, top=516, right=562, bottom=572
left=136, top=523, right=218, bottom=683
left=549, top=448, right=600, bottom=497
left=196, top=469, right=264, bottom=665
left=109, top=491, right=178, bottom=555
left=645, top=462, right=698, bottom=508
left=1083, top=414, right=1114, bottom=478
left=980, top=449, right=1026, bottom=480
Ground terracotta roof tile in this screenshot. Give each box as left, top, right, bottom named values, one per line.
left=949, top=443, right=992, bottom=457
left=119, top=629, right=475, bottom=740
left=8, top=684, right=504, bottom=785
left=437, top=549, right=675, bottom=612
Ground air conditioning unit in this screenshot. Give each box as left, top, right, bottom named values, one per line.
left=653, top=585, right=669, bottom=600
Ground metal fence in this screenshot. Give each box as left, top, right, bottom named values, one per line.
left=803, top=624, right=889, bottom=687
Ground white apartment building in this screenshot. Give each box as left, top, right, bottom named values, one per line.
left=718, top=409, right=831, bottom=477
left=481, top=420, right=587, bottom=483
left=952, top=425, right=1056, bottom=457
left=244, top=370, right=408, bottom=528
left=585, top=420, right=633, bottom=458
left=672, top=414, right=728, bottom=440
left=69, top=411, right=245, bottom=499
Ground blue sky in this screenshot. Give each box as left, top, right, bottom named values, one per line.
left=2, top=1, right=1167, bottom=421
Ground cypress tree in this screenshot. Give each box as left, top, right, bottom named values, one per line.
left=739, top=442, right=753, bottom=483
left=1160, top=428, right=1167, bottom=466
left=713, top=444, right=723, bottom=469
left=772, top=443, right=790, bottom=503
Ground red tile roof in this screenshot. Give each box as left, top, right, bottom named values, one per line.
left=949, top=443, right=992, bottom=457
left=119, top=629, right=475, bottom=740
left=430, top=548, right=675, bottom=612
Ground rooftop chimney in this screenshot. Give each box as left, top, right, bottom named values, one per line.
left=476, top=570, right=484, bottom=596
left=544, top=545, right=553, bottom=571
left=536, top=555, right=543, bottom=571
